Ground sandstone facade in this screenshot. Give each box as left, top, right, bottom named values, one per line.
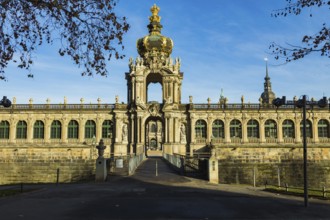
left=0, top=5, right=329, bottom=187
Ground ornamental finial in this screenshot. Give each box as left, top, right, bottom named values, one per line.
left=149, top=4, right=161, bottom=23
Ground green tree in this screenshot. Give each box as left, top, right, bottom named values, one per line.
left=270, top=0, right=330, bottom=62
left=0, top=0, right=129, bottom=80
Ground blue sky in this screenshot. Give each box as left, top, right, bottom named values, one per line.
left=1, top=0, right=329, bottom=104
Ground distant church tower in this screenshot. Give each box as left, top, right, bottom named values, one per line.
left=260, top=59, right=275, bottom=105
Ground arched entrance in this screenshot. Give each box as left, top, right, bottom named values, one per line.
left=145, top=116, right=164, bottom=157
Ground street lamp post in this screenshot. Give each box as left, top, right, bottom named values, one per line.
left=273, top=95, right=328, bottom=207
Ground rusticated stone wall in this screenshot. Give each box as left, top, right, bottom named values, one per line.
left=217, top=146, right=330, bottom=188
left=0, top=144, right=97, bottom=185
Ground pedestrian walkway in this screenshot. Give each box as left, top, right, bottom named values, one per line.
left=132, top=157, right=190, bottom=184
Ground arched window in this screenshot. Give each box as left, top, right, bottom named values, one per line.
left=300, top=119, right=313, bottom=138
left=282, top=119, right=295, bottom=138
left=318, top=119, right=329, bottom=138
left=147, top=82, right=162, bottom=103
left=265, top=119, right=277, bottom=138
left=51, top=120, right=62, bottom=139
left=151, top=123, right=157, bottom=132
left=230, top=119, right=242, bottom=138
left=212, top=120, right=224, bottom=138
left=247, top=119, right=259, bottom=138
left=195, top=120, right=207, bottom=139
left=68, top=120, right=79, bottom=139
left=85, top=120, right=96, bottom=139
left=33, top=120, right=44, bottom=139
left=102, top=120, right=113, bottom=139
left=16, top=120, right=27, bottom=139
left=0, top=121, right=10, bottom=139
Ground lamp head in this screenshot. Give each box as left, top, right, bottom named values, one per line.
left=318, top=96, right=327, bottom=108
left=1, top=96, right=11, bottom=108
left=272, top=96, right=286, bottom=107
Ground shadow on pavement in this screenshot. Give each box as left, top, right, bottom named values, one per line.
left=0, top=158, right=329, bottom=219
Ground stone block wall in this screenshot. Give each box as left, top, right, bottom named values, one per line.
left=217, top=147, right=330, bottom=188
left=0, top=144, right=97, bottom=185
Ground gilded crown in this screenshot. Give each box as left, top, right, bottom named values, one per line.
left=136, top=4, right=173, bottom=64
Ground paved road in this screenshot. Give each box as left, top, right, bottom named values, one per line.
left=0, top=157, right=330, bottom=219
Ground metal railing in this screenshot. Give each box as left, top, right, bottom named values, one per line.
left=192, top=103, right=328, bottom=110
left=264, top=182, right=330, bottom=199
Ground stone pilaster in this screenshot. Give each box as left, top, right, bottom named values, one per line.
left=62, top=119, right=68, bottom=143
left=277, top=120, right=283, bottom=143
left=44, top=117, right=51, bottom=143
left=79, top=118, right=86, bottom=143
left=242, top=120, right=248, bottom=143
left=190, top=116, right=196, bottom=144
left=207, top=116, right=213, bottom=143
left=313, top=117, right=319, bottom=143
left=260, top=119, right=265, bottom=143
left=295, top=118, right=302, bottom=143
left=224, top=119, right=231, bottom=143
left=9, top=118, right=16, bottom=143
left=96, top=117, right=103, bottom=142
left=27, top=119, right=33, bottom=143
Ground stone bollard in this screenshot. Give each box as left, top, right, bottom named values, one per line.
left=95, top=139, right=107, bottom=182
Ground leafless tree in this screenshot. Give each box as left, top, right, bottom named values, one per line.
left=0, top=0, right=129, bottom=80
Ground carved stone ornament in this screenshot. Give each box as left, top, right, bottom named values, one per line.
left=180, top=123, right=186, bottom=144
left=122, top=124, right=128, bottom=142
left=148, top=104, right=160, bottom=117
left=96, top=139, right=106, bottom=158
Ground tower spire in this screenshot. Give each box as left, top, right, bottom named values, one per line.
left=260, top=58, right=275, bottom=105
left=265, top=57, right=269, bottom=79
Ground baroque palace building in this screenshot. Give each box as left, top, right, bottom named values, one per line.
left=1, top=5, right=330, bottom=186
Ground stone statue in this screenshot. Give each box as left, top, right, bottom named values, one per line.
left=122, top=124, right=128, bottom=142
left=115, top=95, right=119, bottom=103
left=180, top=124, right=186, bottom=143
left=96, top=139, right=106, bottom=158
left=189, top=96, right=193, bottom=103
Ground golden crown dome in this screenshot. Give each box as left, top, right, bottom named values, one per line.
left=136, top=4, right=173, bottom=63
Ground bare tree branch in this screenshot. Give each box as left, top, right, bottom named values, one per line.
left=0, top=0, right=130, bottom=80
left=270, top=0, right=330, bottom=63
